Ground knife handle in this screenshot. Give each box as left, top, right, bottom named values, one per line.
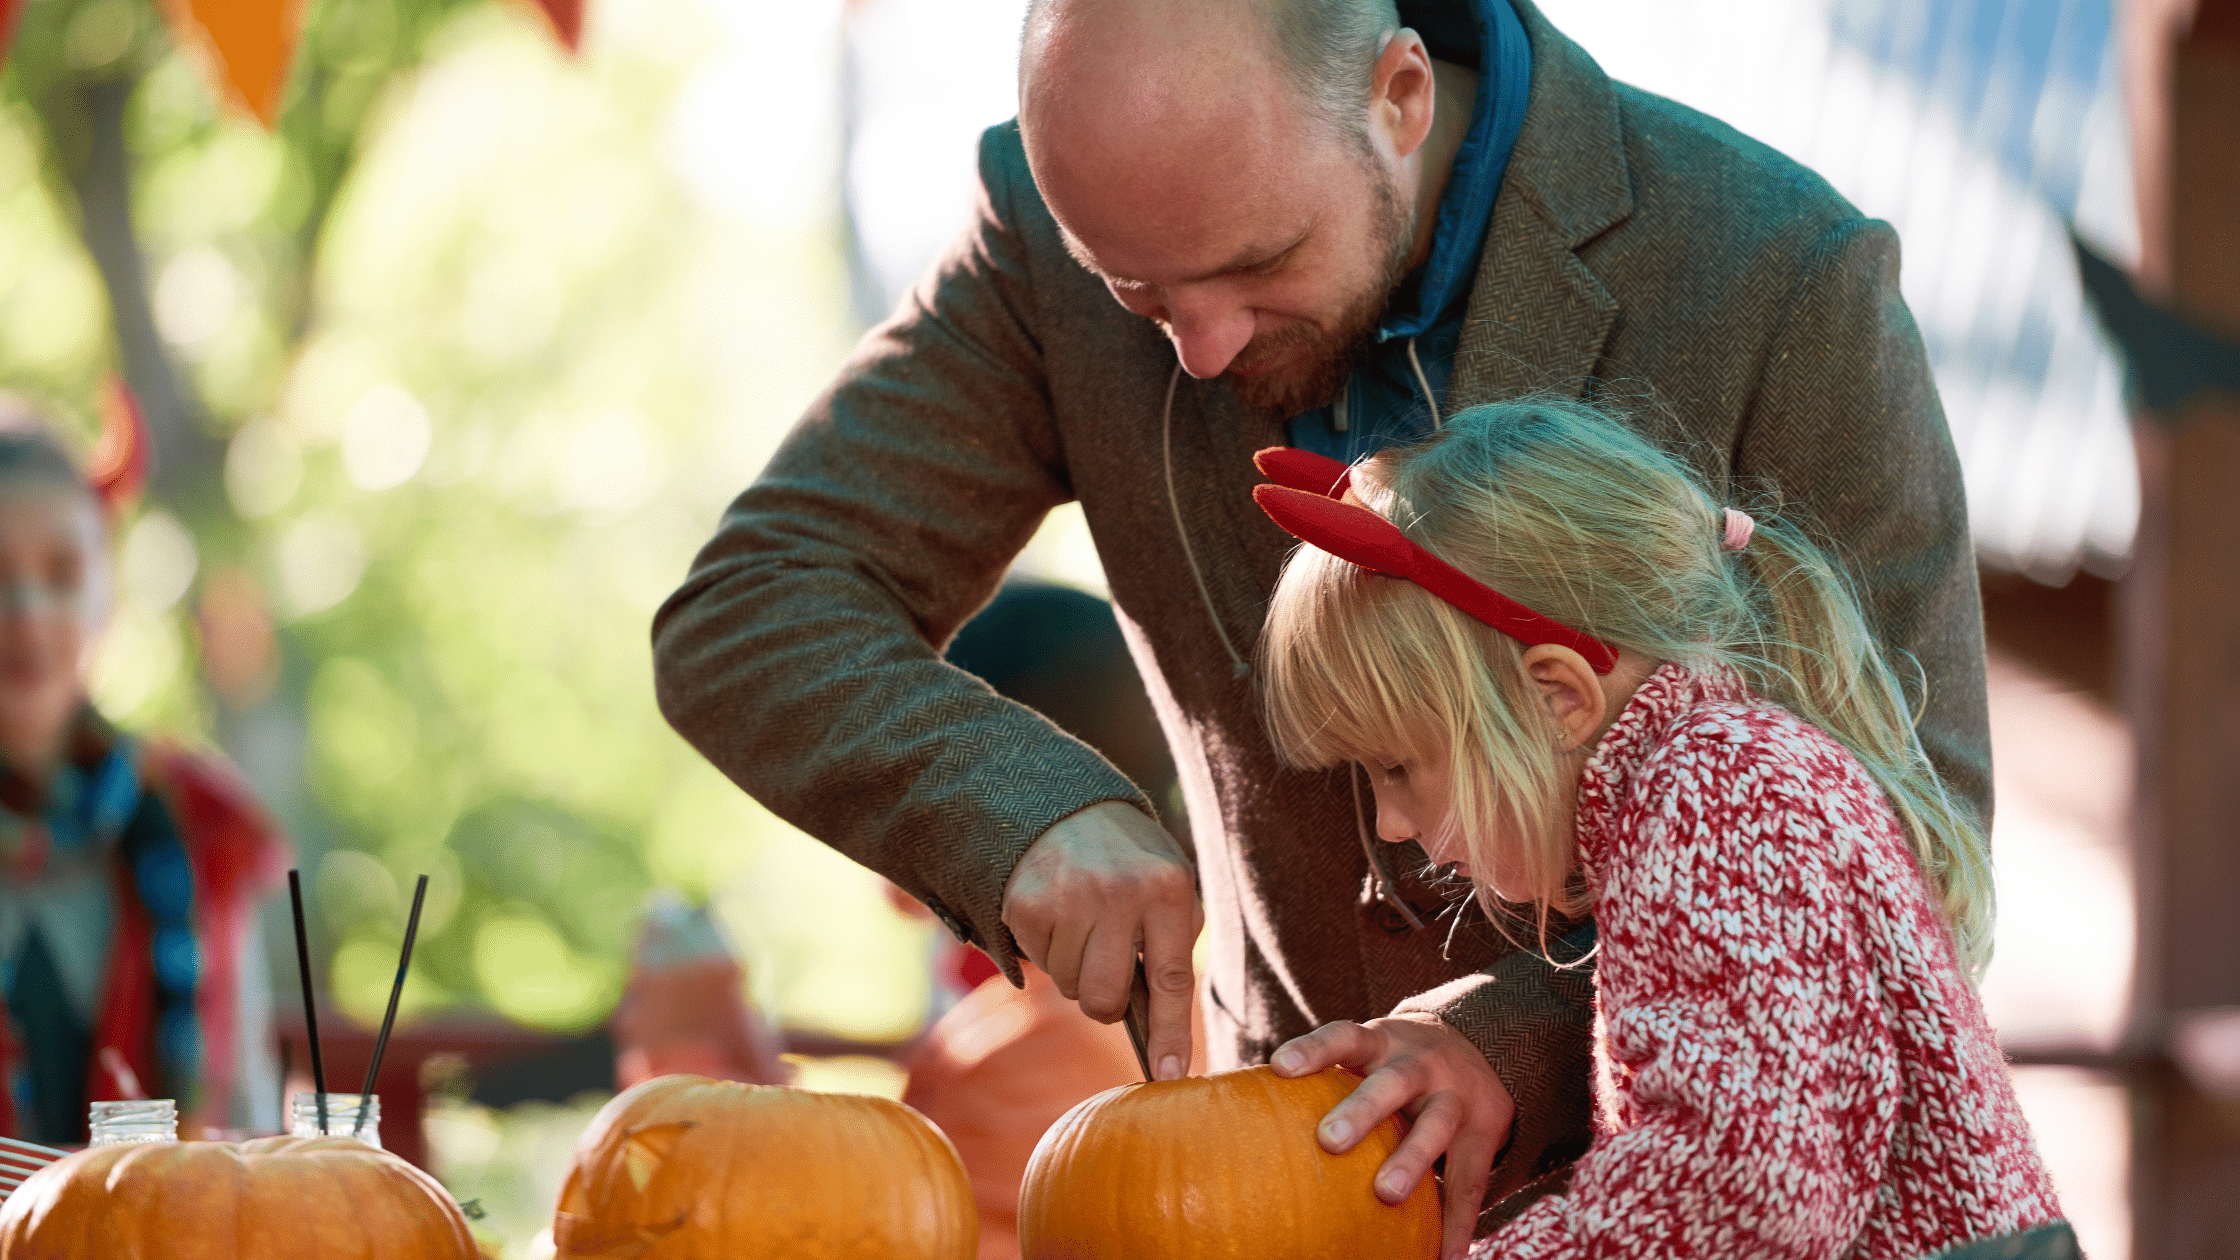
left=1121, top=955, right=1155, bottom=1082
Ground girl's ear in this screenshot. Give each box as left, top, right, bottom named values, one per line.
left=1520, top=644, right=1605, bottom=752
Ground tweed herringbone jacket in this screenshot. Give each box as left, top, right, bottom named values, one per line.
left=652, top=0, right=1991, bottom=1214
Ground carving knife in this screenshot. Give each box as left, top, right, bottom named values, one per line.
left=1121, top=955, right=1155, bottom=1082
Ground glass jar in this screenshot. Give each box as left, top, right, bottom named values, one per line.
left=291, top=1092, right=382, bottom=1148
left=89, top=1099, right=178, bottom=1146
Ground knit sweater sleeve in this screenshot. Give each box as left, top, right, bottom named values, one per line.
left=1470, top=714, right=1901, bottom=1259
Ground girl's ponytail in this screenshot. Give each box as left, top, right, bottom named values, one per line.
left=1730, top=516, right=1995, bottom=976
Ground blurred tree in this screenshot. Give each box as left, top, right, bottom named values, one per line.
left=4, top=0, right=483, bottom=502
left=1, top=0, right=539, bottom=1024
left=0, top=0, right=907, bottom=1046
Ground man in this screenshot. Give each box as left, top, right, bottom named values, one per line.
left=654, top=0, right=1988, bottom=1248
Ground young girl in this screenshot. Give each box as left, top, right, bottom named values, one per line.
left=0, top=403, right=289, bottom=1143
left=1252, top=399, right=2070, bottom=1259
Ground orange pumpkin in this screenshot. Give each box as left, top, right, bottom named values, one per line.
left=0, top=1135, right=477, bottom=1259
left=1016, top=1065, right=1442, bottom=1259
left=554, top=1074, right=977, bottom=1260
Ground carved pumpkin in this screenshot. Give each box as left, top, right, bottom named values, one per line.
left=0, top=1135, right=477, bottom=1258
left=554, top=1074, right=976, bottom=1260
left=1016, top=1065, right=1442, bottom=1259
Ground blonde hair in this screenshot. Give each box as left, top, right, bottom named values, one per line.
left=1260, top=398, right=1994, bottom=976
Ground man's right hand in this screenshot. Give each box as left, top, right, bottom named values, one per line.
left=1001, top=800, right=1201, bottom=1081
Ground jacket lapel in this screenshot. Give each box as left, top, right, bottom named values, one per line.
left=1451, top=0, right=1634, bottom=408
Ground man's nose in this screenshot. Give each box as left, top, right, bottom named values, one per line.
left=1162, top=295, right=1255, bottom=380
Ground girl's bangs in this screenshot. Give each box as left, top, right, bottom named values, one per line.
left=1263, top=548, right=1465, bottom=770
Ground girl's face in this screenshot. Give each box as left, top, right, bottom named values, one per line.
left=1366, top=751, right=1540, bottom=903
left=0, top=481, right=107, bottom=771
left=1365, top=756, right=1457, bottom=868
left=1366, top=753, right=1512, bottom=890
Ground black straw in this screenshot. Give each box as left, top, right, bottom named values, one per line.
left=287, top=870, right=330, bottom=1136
left=353, top=875, right=428, bottom=1139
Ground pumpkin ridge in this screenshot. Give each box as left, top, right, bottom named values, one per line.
left=1016, top=1066, right=1439, bottom=1259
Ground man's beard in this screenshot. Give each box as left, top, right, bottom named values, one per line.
left=1222, top=167, right=1415, bottom=418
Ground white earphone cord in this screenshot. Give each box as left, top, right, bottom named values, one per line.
left=1161, top=361, right=1252, bottom=680
left=1404, top=337, right=1441, bottom=430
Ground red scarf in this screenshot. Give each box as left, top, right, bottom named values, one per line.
left=0, top=740, right=288, bottom=1139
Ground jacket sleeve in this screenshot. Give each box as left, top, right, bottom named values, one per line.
left=1732, top=218, right=1993, bottom=828
left=1387, top=940, right=1598, bottom=1223
left=651, top=124, right=1155, bottom=978
left=1470, top=746, right=1897, bottom=1259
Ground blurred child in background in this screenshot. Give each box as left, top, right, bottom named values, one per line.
left=0, top=398, right=289, bottom=1143
left=609, top=892, right=786, bottom=1090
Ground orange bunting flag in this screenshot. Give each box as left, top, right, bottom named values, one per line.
left=157, top=0, right=305, bottom=126
left=0, top=0, right=25, bottom=73
left=510, top=0, right=587, bottom=53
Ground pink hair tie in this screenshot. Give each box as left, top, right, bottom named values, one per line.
left=1722, top=508, right=1756, bottom=552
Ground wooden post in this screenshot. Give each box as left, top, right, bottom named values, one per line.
left=2122, top=2, right=2240, bottom=1256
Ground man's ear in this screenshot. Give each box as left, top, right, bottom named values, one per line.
left=1366, top=28, right=1437, bottom=162
left=1520, top=644, right=1604, bottom=751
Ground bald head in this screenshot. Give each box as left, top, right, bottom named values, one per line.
left=1022, top=0, right=1316, bottom=259
left=1017, top=0, right=1405, bottom=280
left=1022, top=0, right=1399, bottom=150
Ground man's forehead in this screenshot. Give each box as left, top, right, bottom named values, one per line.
left=1028, top=103, right=1339, bottom=286
left=1054, top=217, right=1311, bottom=287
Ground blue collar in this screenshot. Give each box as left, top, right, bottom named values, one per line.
left=1377, top=0, right=1532, bottom=343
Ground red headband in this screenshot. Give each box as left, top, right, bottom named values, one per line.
left=1253, top=447, right=1621, bottom=674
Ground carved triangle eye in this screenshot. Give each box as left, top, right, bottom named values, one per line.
left=621, top=1122, right=694, bottom=1193
left=558, top=1173, right=594, bottom=1218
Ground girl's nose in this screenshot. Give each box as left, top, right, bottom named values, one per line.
left=1368, top=784, right=1416, bottom=845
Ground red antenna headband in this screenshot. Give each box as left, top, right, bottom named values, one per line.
left=1252, top=447, right=1621, bottom=674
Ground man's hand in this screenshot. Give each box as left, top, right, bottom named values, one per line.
left=1001, top=801, right=1200, bottom=1081
left=1273, top=1015, right=1516, bottom=1260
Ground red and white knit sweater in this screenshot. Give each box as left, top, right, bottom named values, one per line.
left=1471, top=664, right=2062, bottom=1259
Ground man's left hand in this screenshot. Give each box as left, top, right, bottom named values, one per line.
left=1272, top=1014, right=1515, bottom=1260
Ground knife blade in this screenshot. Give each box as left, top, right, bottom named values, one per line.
left=1121, top=954, right=1155, bottom=1082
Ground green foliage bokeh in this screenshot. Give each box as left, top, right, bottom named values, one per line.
left=0, top=0, right=935, bottom=1040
